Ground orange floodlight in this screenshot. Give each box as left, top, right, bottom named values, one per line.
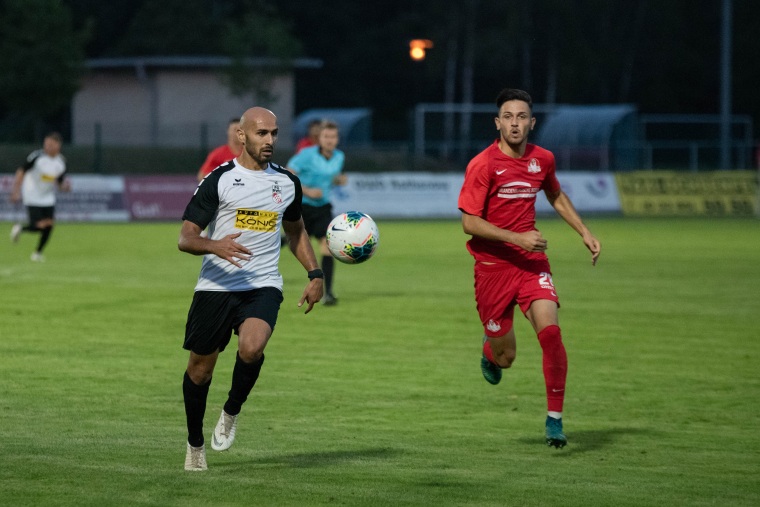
left=409, top=39, right=434, bottom=61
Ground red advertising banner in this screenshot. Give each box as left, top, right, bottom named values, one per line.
left=123, top=175, right=199, bottom=221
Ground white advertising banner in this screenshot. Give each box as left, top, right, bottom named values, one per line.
left=331, top=172, right=465, bottom=219
left=536, top=172, right=621, bottom=214
left=333, top=171, right=620, bottom=219
left=0, top=174, right=129, bottom=222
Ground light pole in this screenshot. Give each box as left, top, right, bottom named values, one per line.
left=719, top=0, right=732, bottom=170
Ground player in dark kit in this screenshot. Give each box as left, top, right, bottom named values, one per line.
left=178, top=107, right=324, bottom=471
left=458, top=89, right=601, bottom=448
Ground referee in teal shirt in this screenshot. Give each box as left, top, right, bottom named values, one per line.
left=287, top=120, right=347, bottom=305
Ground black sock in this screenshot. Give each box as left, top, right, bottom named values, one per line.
left=322, top=255, right=335, bottom=295
left=22, top=224, right=40, bottom=232
left=37, top=226, right=52, bottom=253
left=223, top=353, right=265, bottom=416
left=183, top=371, right=211, bottom=447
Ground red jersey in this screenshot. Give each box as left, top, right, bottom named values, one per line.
left=458, top=141, right=561, bottom=264
left=295, top=137, right=316, bottom=153
left=199, top=144, right=240, bottom=178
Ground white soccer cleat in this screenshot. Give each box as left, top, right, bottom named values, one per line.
left=30, top=252, right=45, bottom=262
left=10, top=223, right=22, bottom=243
left=211, top=410, right=238, bottom=451
left=184, top=443, right=208, bottom=471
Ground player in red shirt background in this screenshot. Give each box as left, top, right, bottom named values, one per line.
left=294, top=119, right=322, bottom=153
left=458, top=88, right=601, bottom=448
left=197, top=118, right=244, bottom=181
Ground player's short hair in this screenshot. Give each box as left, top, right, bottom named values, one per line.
left=45, top=132, right=63, bottom=143
left=306, top=119, right=323, bottom=136
left=496, top=89, right=533, bottom=111
left=229, top=117, right=240, bottom=125
left=320, top=120, right=339, bottom=131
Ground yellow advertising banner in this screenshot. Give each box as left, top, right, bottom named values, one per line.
left=616, top=171, right=758, bottom=217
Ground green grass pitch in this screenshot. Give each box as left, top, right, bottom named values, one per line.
left=1, top=217, right=759, bottom=506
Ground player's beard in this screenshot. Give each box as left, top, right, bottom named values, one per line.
left=245, top=144, right=274, bottom=166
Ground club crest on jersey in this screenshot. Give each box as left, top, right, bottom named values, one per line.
left=486, top=319, right=501, bottom=333
left=527, top=158, right=541, bottom=173
left=272, top=183, right=282, bottom=203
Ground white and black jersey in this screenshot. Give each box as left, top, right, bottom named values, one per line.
left=20, top=149, right=67, bottom=206
left=182, top=159, right=302, bottom=292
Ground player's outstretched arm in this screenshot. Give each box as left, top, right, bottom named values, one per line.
left=283, top=218, right=324, bottom=313
left=177, top=220, right=251, bottom=268
left=545, top=190, right=601, bottom=265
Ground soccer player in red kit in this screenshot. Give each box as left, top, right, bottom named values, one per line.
left=197, top=118, right=244, bottom=182
left=458, top=88, right=601, bottom=448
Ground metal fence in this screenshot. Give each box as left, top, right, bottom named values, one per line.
left=2, top=110, right=757, bottom=174
left=412, top=103, right=756, bottom=171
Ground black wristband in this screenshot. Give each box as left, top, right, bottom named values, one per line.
left=308, top=269, right=324, bottom=280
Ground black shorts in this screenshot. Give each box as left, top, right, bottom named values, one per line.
left=183, top=287, right=284, bottom=355
left=302, top=203, right=334, bottom=239
left=28, top=206, right=55, bottom=223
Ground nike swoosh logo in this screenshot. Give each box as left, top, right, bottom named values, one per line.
left=552, top=389, right=564, bottom=392
left=496, top=169, right=507, bottom=175
left=331, top=226, right=347, bottom=232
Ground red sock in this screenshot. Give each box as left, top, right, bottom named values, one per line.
left=482, top=339, right=496, bottom=364
left=537, top=325, right=567, bottom=413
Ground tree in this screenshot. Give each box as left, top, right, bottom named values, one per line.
left=111, top=0, right=302, bottom=104
left=63, top=0, right=143, bottom=57
left=0, top=0, right=86, bottom=138
left=114, top=0, right=226, bottom=55
left=220, top=5, right=303, bottom=101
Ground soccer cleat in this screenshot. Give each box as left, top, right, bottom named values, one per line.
left=480, top=356, right=501, bottom=385
left=480, top=337, right=502, bottom=385
left=211, top=410, right=238, bottom=451
left=480, top=355, right=502, bottom=385
left=322, top=293, right=338, bottom=306
left=184, top=443, right=208, bottom=471
left=30, top=252, right=45, bottom=262
left=10, top=223, right=22, bottom=243
left=545, top=416, right=568, bottom=448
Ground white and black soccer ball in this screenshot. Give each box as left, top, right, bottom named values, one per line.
left=326, top=211, right=379, bottom=264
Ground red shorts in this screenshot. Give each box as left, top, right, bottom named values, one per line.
left=474, top=260, right=560, bottom=337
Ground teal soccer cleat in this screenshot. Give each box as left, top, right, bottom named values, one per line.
left=545, top=416, right=568, bottom=448
left=480, top=354, right=502, bottom=385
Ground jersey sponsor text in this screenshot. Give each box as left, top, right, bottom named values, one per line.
left=235, top=209, right=278, bottom=232
left=498, top=182, right=539, bottom=199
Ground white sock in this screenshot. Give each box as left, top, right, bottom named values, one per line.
left=548, top=411, right=562, bottom=420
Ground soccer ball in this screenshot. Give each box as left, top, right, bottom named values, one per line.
left=326, top=211, right=379, bottom=264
